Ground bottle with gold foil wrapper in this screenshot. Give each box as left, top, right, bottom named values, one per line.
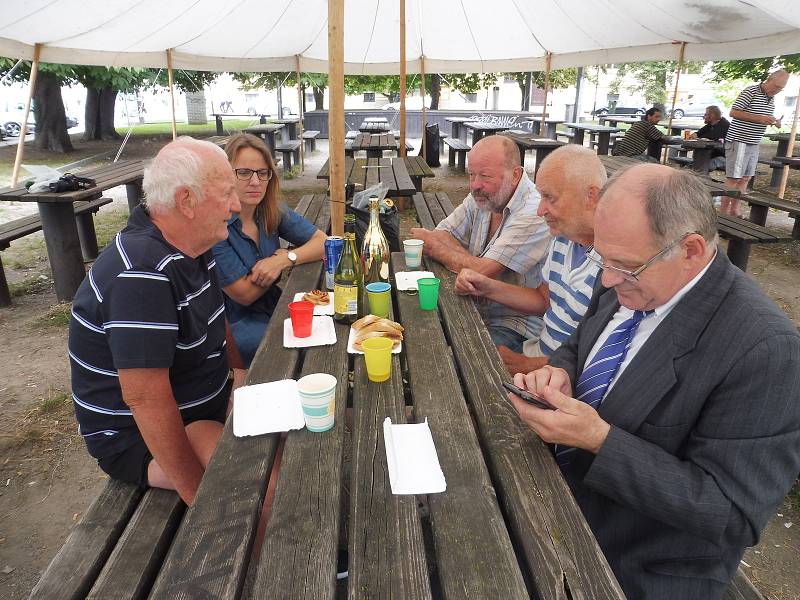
left=333, top=214, right=364, bottom=323
left=360, top=196, right=391, bottom=287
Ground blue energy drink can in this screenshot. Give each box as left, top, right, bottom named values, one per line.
left=324, top=236, right=344, bottom=290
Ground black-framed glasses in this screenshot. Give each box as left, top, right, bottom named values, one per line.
left=234, top=168, right=272, bottom=182
left=585, top=231, right=698, bottom=282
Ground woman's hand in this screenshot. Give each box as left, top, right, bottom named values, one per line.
left=249, top=251, right=290, bottom=287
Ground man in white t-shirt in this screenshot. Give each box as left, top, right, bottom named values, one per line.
left=455, top=145, right=605, bottom=375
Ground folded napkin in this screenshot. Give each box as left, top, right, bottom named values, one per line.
left=383, top=417, right=446, bottom=495
left=233, top=380, right=306, bottom=437
left=283, top=316, right=337, bottom=348
left=395, top=271, right=435, bottom=291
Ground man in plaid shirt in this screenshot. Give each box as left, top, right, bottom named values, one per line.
left=410, top=135, right=551, bottom=352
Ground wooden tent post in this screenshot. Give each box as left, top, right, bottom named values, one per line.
left=296, top=55, right=305, bottom=172
left=777, top=88, right=800, bottom=199
left=399, top=0, right=407, bottom=157
left=328, top=0, right=345, bottom=236
left=663, top=41, right=686, bottom=164
left=420, top=56, right=426, bottom=161
left=10, top=43, right=42, bottom=187
left=166, top=49, right=177, bottom=140
left=539, top=52, right=552, bottom=137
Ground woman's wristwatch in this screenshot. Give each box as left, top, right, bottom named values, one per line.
left=287, top=251, right=298, bottom=265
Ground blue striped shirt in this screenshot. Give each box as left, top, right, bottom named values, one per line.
left=68, top=206, right=229, bottom=459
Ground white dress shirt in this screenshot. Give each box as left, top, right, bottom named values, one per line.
left=583, top=254, right=716, bottom=395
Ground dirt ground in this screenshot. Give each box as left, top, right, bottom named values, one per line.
left=0, top=134, right=799, bottom=599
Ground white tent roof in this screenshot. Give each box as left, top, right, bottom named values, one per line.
left=1, top=0, right=799, bottom=74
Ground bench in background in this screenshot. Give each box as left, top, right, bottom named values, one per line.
left=274, top=139, right=302, bottom=171
left=301, top=130, right=320, bottom=156
left=443, top=138, right=470, bottom=173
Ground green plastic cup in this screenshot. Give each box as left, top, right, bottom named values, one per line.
left=362, top=337, right=393, bottom=382
left=417, top=277, right=441, bottom=311
left=366, top=282, right=392, bottom=318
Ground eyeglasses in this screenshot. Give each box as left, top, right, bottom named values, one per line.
left=234, top=168, right=272, bottom=182
left=585, top=231, right=698, bottom=282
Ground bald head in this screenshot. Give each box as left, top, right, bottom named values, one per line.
left=538, top=145, right=607, bottom=191
left=468, top=134, right=521, bottom=170
left=466, top=134, right=524, bottom=212
left=763, top=69, right=789, bottom=97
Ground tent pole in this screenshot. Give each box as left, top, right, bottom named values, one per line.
left=328, top=0, right=345, bottom=236
left=296, top=55, right=305, bottom=173
left=777, top=88, right=799, bottom=199
left=663, top=41, right=686, bottom=164
left=10, top=43, right=42, bottom=187
left=420, top=56, right=426, bottom=161
left=166, top=49, right=177, bottom=140
left=539, top=53, right=552, bottom=137
left=399, top=0, right=407, bottom=157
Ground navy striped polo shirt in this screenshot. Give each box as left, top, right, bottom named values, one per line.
left=68, top=205, right=229, bottom=459
left=727, top=84, right=775, bottom=145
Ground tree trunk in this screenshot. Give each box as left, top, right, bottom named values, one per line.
left=33, top=72, right=73, bottom=153
left=313, top=86, right=324, bottom=110
left=301, top=83, right=307, bottom=113
left=84, top=86, right=121, bottom=141
left=429, top=74, right=441, bottom=110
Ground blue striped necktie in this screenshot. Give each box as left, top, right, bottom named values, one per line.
left=556, top=309, right=651, bottom=467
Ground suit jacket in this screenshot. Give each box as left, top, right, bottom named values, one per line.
left=549, top=251, right=800, bottom=600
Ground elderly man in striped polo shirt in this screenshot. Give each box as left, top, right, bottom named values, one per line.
left=68, top=137, right=246, bottom=506
left=455, top=145, right=605, bottom=376
left=723, top=69, right=789, bottom=217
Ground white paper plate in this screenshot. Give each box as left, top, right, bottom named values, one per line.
left=347, top=326, right=403, bottom=355
left=292, top=291, right=335, bottom=316
left=283, top=316, right=337, bottom=348
left=394, top=271, right=435, bottom=291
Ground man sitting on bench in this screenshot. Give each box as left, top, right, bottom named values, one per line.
left=409, top=135, right=551, bottom=353
left=68, top=137, right=246, bottom=506
left=611, top=107, right=667, bottom=162
left=688, top=105, right=729, bottom=171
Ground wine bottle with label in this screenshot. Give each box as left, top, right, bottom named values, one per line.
left=333, top=214, right=364, bottom=323
left=361, top=195, right=391, bottom=286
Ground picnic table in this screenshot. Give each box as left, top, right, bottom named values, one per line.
left=273, top=118, right=301, bottom=141
left=0, top=160, right=144, bottom=301
left=499, top=130, right=565, bottom=174
left=317, top=156, right=434, bottom=195
left=766, top=132, right=800, bottom=185
left=660, top=121, right=703, bottom=137
left=363, top=117, right=388, bottom=123
left=444, top=116, right=475, bottom=142
left=243, top=123, right=285, bottom=153
left=358, top=121, right=391, bottom=134
left=463, top=121, right=509, bottom=146
left=563, top=123, right=621, bottom=155
left=678, top=138, right=724, bottom=174
left=348, top=132, right=402, bottom=158
left=598, top=115, right=640, bottom=127
left=212, top=113, right=271, bottom=134
left=522, top=117, right=565, bottom=139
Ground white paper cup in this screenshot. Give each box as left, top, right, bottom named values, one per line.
left=297, top=373, right=337, bottom=432
left=403, top=239, right=424, bottom=268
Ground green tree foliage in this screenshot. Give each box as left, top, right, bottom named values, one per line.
left=504, top=69, right=578, bottom=110
left=612, top=61, right=675, bottom=106
left=708, top=54, right=800, bottom=83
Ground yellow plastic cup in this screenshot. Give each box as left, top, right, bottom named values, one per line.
left=362, top=337, right=393, bottom=382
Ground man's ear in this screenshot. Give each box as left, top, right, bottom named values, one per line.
left=585, top=185, right=601, bottom=210
left=683, top=233, right=707, bottom=263
left=174, top=187, right=196, bottom=219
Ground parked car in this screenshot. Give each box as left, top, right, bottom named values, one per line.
left=383, top=96, right=429, bottom=111
left=0, top=110, right=79, bottom=137
left=592, top=105, right=646, bottom=117
left=667, top=98, right=728, bottom=119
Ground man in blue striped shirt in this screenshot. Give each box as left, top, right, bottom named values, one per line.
left=455, top=145, right=605, bottom=375
left=69, top=137, right=245, bottom=505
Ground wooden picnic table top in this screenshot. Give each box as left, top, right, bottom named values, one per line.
left=243, top=123, right=285, bottom=134
left=499, top=130, right=565, bottom=148
left=0, top=160, right=144, bottom=204
left=564, top=122, right=621, bottom=133
left=359, top=122, right=391, bottom=133
left=144, top=191, right=625, bottom=599
left=522, top=116, right=565, bottom=124
left=680, top=138, right=724, bottom=150
left=661, top=121, right=703, bottom=131
left=317, top=156, right=432, bottom=196
left=599, top=116, right=640, bottom=124
left=766, top=132, right=800, bottom=141
left=363, top=117, right=388, bottom=123
left=463, top=121, right=510, bottom=133
left=272, top=118, right=300, bottom=124
left=350, top=132, right=399, bottom=151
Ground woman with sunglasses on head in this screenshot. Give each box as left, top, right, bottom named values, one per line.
left=213, top=133, right=326, bottom=366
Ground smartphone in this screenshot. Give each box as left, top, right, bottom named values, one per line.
left=502, top=381, right=556, bottom=410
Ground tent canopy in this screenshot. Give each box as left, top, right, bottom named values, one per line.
left=0, top=0, right=798, bottom=74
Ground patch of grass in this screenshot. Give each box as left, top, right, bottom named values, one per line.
left=5, top=233, right=47, bottom=270
left=127, top=119, right=257, bottom=137
left=94, top=208, right=131, bottom=250
left=39, top=391, right=70, bottom=414
left=790, top=481, right=800, bottom=514
left=31, top=302, right=72, bottom=328
left=282, top=165, right=302, bottom=180
left=9, top=274, right=52, bottom=297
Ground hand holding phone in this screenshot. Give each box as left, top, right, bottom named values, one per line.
left=502, top=381, right=556, bottom=410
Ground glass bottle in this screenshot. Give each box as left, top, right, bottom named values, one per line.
left=334, top=214, right=364, bottom=324
left=360, top=196, right=390, bottom=286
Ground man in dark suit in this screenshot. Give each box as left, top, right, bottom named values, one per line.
left=507, top=163, right=800, bottom=600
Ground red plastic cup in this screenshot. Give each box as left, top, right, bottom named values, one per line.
left=288, top=301, right=314, bottom=338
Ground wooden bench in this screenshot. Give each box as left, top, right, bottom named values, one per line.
left=0, top=197, right=112, bottom=306
left=740, top=190, right=800, bottom=239
left=723, top=568, right=766, bottom=600
left=301, top=130, right=320, bottom=156
left=757, top=157, right=785, bottom=187
left=444, top=137, right=470, bottom=173
left=669, top=156, right=695, bottom=167
left=344, top=139, right=354, bottom=157
left=556, top=130, right=575, bottom=142
left=717, top=214, right=793, bottom=271
left=274, top=139, right=302, bottom=171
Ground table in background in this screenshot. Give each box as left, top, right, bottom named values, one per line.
left=499, top=131, right=565, bottom=174
left=444, top=116, right=475, bottom=143
left=563, top=123, right=621, bottom=155
left=522, top=117, right=565, bottom=139
left=660, top=121, right=703, bottom=137
left=598, top=115, right=640, bottom=128
left=243, top=123, right=285, bottom=153
left=463, top=121, right=509, bottom=146
left=349, top=132, right=401, bottom=158
left=363, top=117, right=388, bottom=123
left=767, top=133, right=800, bottom=186
left=359, top=122, right=391, bottom=134
left=678, top=139, right=724, bottom=174
left=317, top=156, right=433, bottom=195
left=273, top=118, right=301, bottom=142
left=0, top=160, right=144, bottom=301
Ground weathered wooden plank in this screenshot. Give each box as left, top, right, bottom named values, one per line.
left=435, top=192, right=455, bottom=216
left=250, top=318, right=350, bottom=600
left=349, top=302, right=432, bottom=599
left=349, top=159, right=367, bottom=190
left=392, top=252, right=529, bottom=598
left=392, top=159, right=417, bottom=195
left=424, top=192, right=448, bottom=227
left=723, top=568, right=765, bottom=600
left=86, top=489, right=184, bottom=600
left=412, top=192, right=436, bottom=231
left=148, top=260, right=325, bottom=599
left=28, top=480, right=144, bottom=600
left=293, top=194, right=315, bottom=219
left=378, top=157, right=396, bottom=191
left=365, top=158, right=381, bottom=189
left=428, top=261, right=625, bottom=600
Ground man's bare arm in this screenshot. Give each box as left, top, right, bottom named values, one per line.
left=730, top=108, right=777, bottom=125
left=119, top=369, right=204, bottom=505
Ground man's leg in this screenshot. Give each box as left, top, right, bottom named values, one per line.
left=721, top=178, right=740, bottom=214
left=146, top=420, right=223, bottom=490
left=729, top=177, right=750, bottom=217
left=488, top=326, right=527, bottom=354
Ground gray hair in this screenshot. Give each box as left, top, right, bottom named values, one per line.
left=705, top=105, right=722, bottom=119
left=538, top=144, right=607, bottom=191
left=142, top=136, right=228, bottom=214
left=603, top=167, right=718, bottom=253
left=766, top=69, right=789, bottom=82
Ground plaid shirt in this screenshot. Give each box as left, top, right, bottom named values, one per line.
left=436, top=173, right=551, bottom=339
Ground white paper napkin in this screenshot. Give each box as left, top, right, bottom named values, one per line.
left=383, top=417, right=446, bottom=495
left=233, top=380, right=306, bottom=437
left=347, top=327, right=402, bottom=354
left=395, top=271, right=435, bottom=291
left=292, top=291, right=335, bottom=316
left=283, top=316, right=337, bottom=348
